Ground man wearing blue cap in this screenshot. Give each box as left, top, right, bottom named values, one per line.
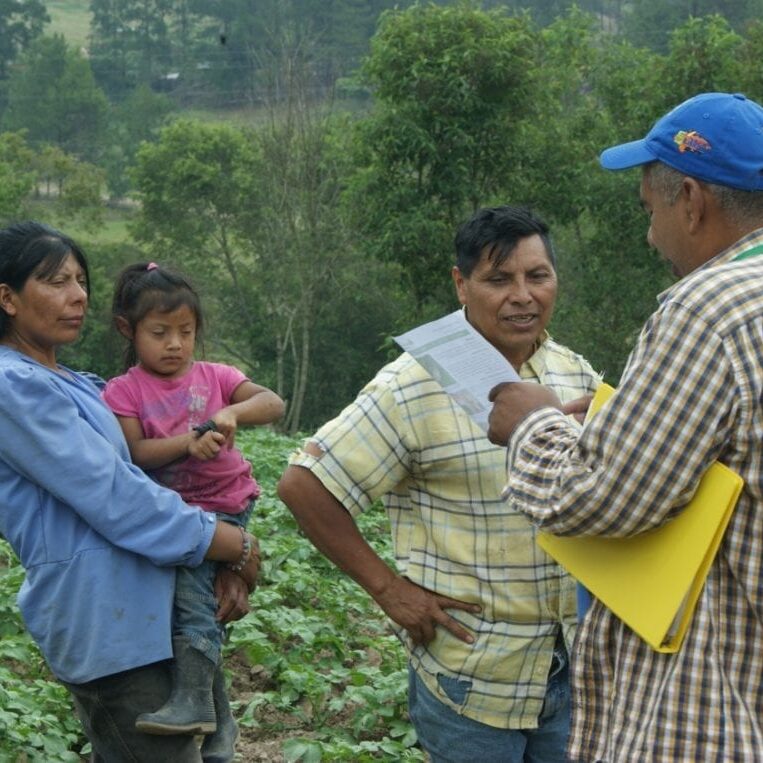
left=487, top=92, right=763, bottom=761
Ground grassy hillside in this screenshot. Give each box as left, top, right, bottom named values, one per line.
left=45, top=1, right=91, bottom=49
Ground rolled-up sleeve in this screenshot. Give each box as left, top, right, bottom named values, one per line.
left=290, top=375, right=413, bottom=516
left=507, top=302, right=737, bottom=537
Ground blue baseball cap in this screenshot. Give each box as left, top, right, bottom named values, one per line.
left=600, top=92, right=763, bottom=191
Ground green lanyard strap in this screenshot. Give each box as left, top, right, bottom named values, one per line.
left=732, top=243, right=763, bottom=261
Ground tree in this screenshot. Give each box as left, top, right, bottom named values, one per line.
left=0, top=130, right=35, bottom=223
left=0, top=0, right=48, bottom=82
left=89, top=0, right=174, bottom=100
left=351, top=3, right=538, bottom=313
left=515, top=9, right=678, bottom=381
left=492, top=0, right=573, bottom=26
left=623, top=0, right=763, bottom=51
left=32, top=144, right=106, bottom=231
left=0, top=132, right=105, bottom=230
left=291, top=0, right=381, bottom=86
left=102, top=83, right=174, bottom=199
left=2, top=35, right=109, bottom=162
left=660, top=15, right=743, bottom=99
left=83, top=0, right=423, bottom=111
left=247, top=105, right=369, bottom=432
left=181, top=0, right=406, bottom=107
left=248, top=19, right=415, bottom=431
left=130, top=119, right=281, bottom=405
left=738, top=20, right=763, bottom=103
left=130, top=118, right=263, bottom=293
left=519, top=10, right=759, bottom=382
left=131, top=97, right=405, bottom=432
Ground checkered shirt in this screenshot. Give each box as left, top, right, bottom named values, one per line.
left=506, top=229, right=763, bottom=761
left=290, top=335, right=600, bottom=729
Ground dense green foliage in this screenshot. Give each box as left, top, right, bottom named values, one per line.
left=0, top=428, right=421, bottom=762
left=2, top=34, right=109, bottom=161
left=0, top=543, right=85, bottom=761
left=86, top=0, right=417, bottom=105
left=0, top=0, right=48, bottom=82
left=0, top=2, right=761, bottom=430
left=2, top=2, right=763, bottom=429
left=355, top=4, right=537, bottom=309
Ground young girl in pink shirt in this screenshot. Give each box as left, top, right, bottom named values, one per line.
left=103, top=262, right=284, bottom=755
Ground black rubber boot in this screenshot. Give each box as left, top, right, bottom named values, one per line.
left=135, top=637, right=217, bottom=736
left=200, top=660, right=239, bottom=763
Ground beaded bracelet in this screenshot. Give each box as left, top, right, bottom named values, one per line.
left=228, top=526, right=252, bottom=572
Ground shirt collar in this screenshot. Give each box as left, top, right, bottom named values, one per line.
left=657, top=226, right=763, bottom=304
left=523, top=331, right=552, bottom=377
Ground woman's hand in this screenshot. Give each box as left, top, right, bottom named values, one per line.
left=213, top=532, right=261, bottom=622
left=214, top=567, right=250, bottom=624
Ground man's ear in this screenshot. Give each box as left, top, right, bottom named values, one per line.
left=682, top=177, right=706, bottom=234
left=114, top=316, right=133, bottom=340
left=0, top=284, right=17, bottom=317
left=452, top=266, right=468, bottom=306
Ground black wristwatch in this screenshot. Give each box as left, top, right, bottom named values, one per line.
left=193, top=419, right=218, bottom=437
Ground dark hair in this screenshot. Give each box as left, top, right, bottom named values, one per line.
left=112, top=262, right=204, bottom=369
left=454, top=205, right=555, bottom=276
left=0, top=221, right=89, bottom=339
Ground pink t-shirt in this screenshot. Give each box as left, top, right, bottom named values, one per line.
left=103, top=361, right=259, bottom=513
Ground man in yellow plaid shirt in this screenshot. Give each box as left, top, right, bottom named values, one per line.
left=278, top=205, right=600, bottom=762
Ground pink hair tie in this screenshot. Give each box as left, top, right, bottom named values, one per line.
left=147, top=262, right=158, bottom=271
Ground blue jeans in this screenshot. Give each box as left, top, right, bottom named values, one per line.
left=174, top=503, right=253, bottom=662
left=408, top=644, right=570, bottom=763
left=64, top=662, right=202, bottom=762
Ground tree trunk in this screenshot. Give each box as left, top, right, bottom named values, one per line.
left=274, top=328, right=287, bottom=429
left=286, top=314, right=311, bottom=434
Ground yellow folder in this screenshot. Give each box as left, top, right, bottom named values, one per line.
left=536, top=383, right=743, bottom=653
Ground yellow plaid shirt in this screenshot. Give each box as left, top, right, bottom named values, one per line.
left=508, top=229, right=763, bottom=760
left=290, top=335, right=600, bottom=728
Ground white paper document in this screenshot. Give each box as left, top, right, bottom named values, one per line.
left=394, top=309, right=519, bottom=431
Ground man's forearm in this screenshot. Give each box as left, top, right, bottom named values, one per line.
left=277, top=465, right=397, bottom=600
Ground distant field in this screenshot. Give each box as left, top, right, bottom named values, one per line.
left=27, top=199, right=134, bottom=246
left=46, top=0, right=91, bottom=49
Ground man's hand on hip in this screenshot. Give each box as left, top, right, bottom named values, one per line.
left=374, top=575, right=481, bottom=646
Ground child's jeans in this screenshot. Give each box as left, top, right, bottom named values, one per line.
left=173, top=501, right=254, bottom=663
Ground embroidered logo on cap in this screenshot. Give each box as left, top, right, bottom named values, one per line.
left=673, top=130, right=712, bottom=154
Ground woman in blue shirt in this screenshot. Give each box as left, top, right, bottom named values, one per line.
left=0, top=221, right=258, bottom=762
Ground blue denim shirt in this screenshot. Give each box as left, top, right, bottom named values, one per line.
left=0, top=347, right=217, bottom=684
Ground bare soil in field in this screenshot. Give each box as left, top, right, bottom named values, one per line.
left=227, top=651, right=289, bottom=762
